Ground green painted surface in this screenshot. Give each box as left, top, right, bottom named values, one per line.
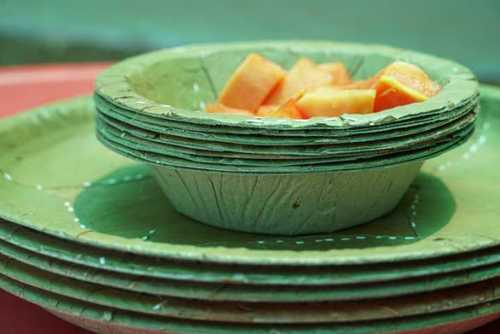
left=1, top=272, right=500, bottom=333
left=0, top=86, right=498, bottom=263
left=1, top=0, right=499, bottom=84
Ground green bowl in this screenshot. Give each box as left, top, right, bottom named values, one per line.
left=94, top=90, right=479, bottom=138
left=96, top=110, right=476, bottom=163
left=97, top=99, right=477, bottom=148
left=95, top=41, right=478, bottom=130
left=96, top=123, right=471, bottom=234
left=97, top=127, right=471, bottom=173
left=94, top=92, right=478, bottom=139
left=93, top=41, right=478, bottom=235
left=152, top=162, right=423, bottom=235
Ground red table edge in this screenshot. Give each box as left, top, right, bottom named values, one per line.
left=0, top=62, right=111, bottom=118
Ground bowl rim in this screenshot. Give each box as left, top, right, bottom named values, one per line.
left=95, top=40, right=478, bottom=130
left=96, top=124, right=473, bottom=174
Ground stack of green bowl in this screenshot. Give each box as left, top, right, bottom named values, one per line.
left=1, top=43, right=500, bottom=334
left=94, top=42, right=479, bottom=235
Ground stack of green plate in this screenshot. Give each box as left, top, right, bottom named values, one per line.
left=93, top=41, right=479, bottom=235
left=0, top=85, right=499, bottom=334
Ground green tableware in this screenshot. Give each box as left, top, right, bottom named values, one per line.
left=98, top=106, right=476, bottom=155
left=98, top=127, right=471, bottom=172
left=96, top=119, right=386, bottom=165
left=0, top=219, right=433, bottom=285
left=1, top=273, right=500, bottom=334
left=95, top=93, right=478, bottom=140
left=0, top=218, right=449, bottom=285
left=98, top=115, right=436, bottom=234
left=95, top=41, right=478, bottom=130
left=2, top=253, right=500, bottom=323
left=3, top=237, right=500, bottom=303
left=97, top=110, right=476, bottom=161
left=5, top=216, right=500, bottom=287
left=0, top=86, right=498, bottom=263
left=151, top=162, right=424, bottom=235
left=98, top=120, right=475, bottom=167
left=96, top=97, right=477, bottom=147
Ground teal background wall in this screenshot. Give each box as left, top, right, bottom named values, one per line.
left=1, top=0, right=499, bottom=83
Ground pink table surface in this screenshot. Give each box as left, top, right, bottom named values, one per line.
left=0, top=63, right=105, bottom=334
left=0, top=63, right=499, bottom=334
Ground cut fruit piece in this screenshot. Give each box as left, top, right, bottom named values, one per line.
left=297, top=87, right=376, bottom=118
left=218, top=53, right=285, bottom=112
left=265, top=58, right=332, bottom=105
left=340, top=67, right=385, bottom=89
left=208, top=55, right=441, bottom=119
left=256, top=104, right=279, bottom=116
left=277, top=99, right=308, bottom=119
left=342, top=76, right=379, bottom=89
left=340, top=78, right=375, bottom=90
left=257, top=99, right=307, bottom=120
left=318, top=63, right=352, bottom=85
left=373, top=61, right=441, bottom=112
left=373, top=76, right=427, bottom=112
left=205, top=103, right=255, bottom=117
left=383, top=61, right=441, bottom=96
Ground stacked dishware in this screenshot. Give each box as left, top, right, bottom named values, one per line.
left=0, top=42, right=498, bottom=334
left=94, top=41, right=478, bottom=235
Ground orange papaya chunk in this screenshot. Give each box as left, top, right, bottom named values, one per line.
left=218, top=53, right=285, bottom=112
left=205, top=102, right=254, bottom=117
left=297, top=87, right=375, bottom=118
left=342, top=75, right=380, bottom=89
left=318, top=63, right=352, bottom=85
left=339, top=66, right=386, bottom=90
left=265, top=58, right=332, bottom=105
left=257, top=96, right=308, bottom=120
left=373, top=61, right=441, bottom=112
left=256, top=104, right=279, bottom=117
left=342, top=78, right=376, bottom=89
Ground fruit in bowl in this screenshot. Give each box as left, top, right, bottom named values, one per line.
left=206, top=53, right=441, bottom=120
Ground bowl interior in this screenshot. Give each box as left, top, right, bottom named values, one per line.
left=126, top=43, right=451, bottom=112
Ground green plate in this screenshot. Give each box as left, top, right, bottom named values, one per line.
left=0, top=86, right=498, bottom=265
left=96, top=96, right=477, bottom=147
left=3, top=238, right=500, bottom=303
left=95, top=41, right=478, bottom=130
left=2, top=252, right=500, bottom=323
left=97, top=110, right=477, bottom=161
left=1, top=273, right=500, bottom=334
left=4, top=217, right=500, bottom=286
left=95, top=93, right=478, bottom=140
